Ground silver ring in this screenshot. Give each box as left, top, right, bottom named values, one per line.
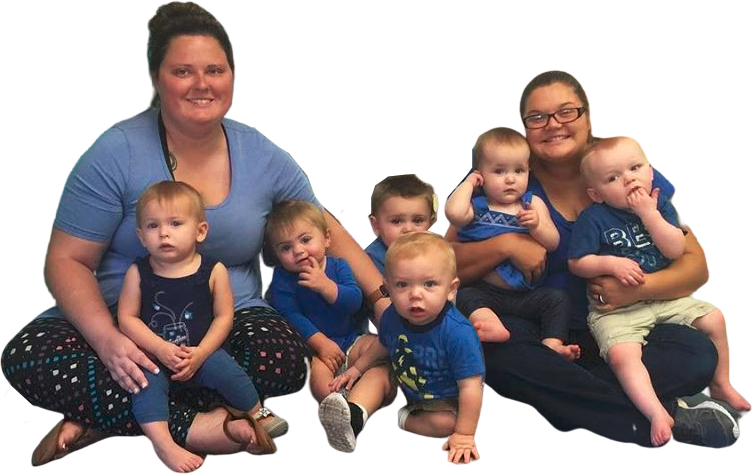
left=597, top=294, right=606, bottom=304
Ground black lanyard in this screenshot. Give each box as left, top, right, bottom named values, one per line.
left=156, top=112, right=230, bottom=180
left=157, top=112, right=176, bottom=180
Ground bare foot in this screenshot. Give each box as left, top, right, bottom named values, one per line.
left=153, top=442, right=204, bottom=472
left=710, top=382, right=751, bottom=412
left=469, top=308, right=510, bottom=342
left=542, top=339, right=581, bottom=361
left=58, top=420, right=85, bottom=452
left=649, top=410, right=674, bottom=447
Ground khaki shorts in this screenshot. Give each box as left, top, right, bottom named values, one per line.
left=402, top=397, right=459, bottom=415
left=343, top=334, right=376, bottom=371
left=588, top=297, right=716, bottom=359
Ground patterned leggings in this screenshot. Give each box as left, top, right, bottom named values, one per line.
left=1, top=306, right=309, bottom=446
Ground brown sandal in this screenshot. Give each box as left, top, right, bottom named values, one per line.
left=215, top=405, right=276, bottom=455
left=31, top=419, right=109, bottom=466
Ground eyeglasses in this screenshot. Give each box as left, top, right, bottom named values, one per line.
left=523, top=104, right=589, bottom=129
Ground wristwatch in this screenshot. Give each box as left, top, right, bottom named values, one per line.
left=366, top=284, right=389, bottom=306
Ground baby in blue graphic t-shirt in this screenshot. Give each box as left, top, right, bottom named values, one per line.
left=569, top=137, right=749, bottom=446
left=332, top=232, right=485, bottom=464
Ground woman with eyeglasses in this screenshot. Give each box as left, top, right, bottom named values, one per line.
left=446, top=71, right=738, bottom=448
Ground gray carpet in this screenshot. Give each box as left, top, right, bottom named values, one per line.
left=3, top=431, right=486, bottom=474
left=488, top=384, right=753, bottom=450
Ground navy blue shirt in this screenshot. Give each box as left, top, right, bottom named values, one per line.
left=569, top=194, right=680, bottom=273
left=379, top=302, right=485, bottom=402
left=137, top=255, right=217, bottom=346
left=529, top=170, right=675, bottom=330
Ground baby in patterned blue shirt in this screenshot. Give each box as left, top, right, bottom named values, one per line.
left=447, top=127, right=579, bottom=360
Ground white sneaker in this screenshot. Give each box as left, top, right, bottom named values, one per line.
left=319, top=393, right=356, bottom=453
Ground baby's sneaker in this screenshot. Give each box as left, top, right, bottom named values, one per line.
left=318, top=393, right=365, bottom=453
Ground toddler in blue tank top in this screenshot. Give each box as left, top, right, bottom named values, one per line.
left=447, top=127, right=579, bottom=360
left=118, top=181, right=286, bottom=470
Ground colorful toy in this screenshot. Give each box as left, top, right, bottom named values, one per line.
left=295, top=67, right=337, bottom=109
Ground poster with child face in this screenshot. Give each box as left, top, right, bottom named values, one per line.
left=708, top=140, right=737, bottom=181
left=709, top=95, right=737, bottom=138
left=706, top=181, right=736, bottom=221
left=705, top=223, right=735, bottom=262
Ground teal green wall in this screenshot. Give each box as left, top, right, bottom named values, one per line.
left=0, top=21, right=415, bottom=305
left=668, top=69, right=736, bottom=297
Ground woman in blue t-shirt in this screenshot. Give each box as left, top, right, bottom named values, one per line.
left=446, top=71, right=738, bottom=448
left=1, top=2, right=387, bottom=465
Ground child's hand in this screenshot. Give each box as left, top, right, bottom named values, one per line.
left=329, top=366, right=362, bottom=392
left=627, top=187, right=659, bottom=219
left=607, top=256, right=645, bottom=287
left=464, top=171, right=484, bottom=189
left=156, top=342, right=190, bottom=373
left=171, top=346, right=209, bottom=382
left=517, top=203, right=540, bottom=230
left=298, top=257, right=336, bottom=296
left=311, top=335, right=346, bottom=373
left=442, top=433, right=480, bottom=464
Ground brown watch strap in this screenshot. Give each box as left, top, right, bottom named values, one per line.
left=366, top=284, right=389, bottom=306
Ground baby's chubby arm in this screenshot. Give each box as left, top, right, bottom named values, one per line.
left=443, top=375, right=483, bottom=464
left=629, top=188, right=685, bottom=260
left=518, top=195, right=559, bottom=251
left=445, top=172, right=483, bottom=227
left=202, top=262, right=235, bottom=353
left=569, top=254, right=645, bottom=287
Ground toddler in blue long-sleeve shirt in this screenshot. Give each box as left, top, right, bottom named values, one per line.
left=265, top=200, right=393, bottom=453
